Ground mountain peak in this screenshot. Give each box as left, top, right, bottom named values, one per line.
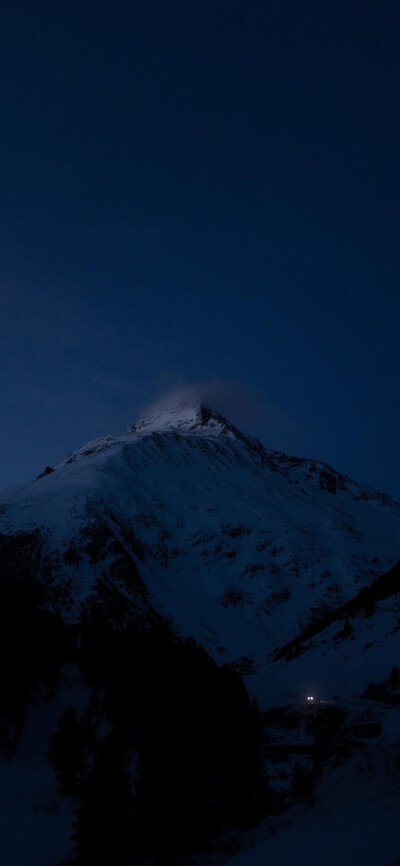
left=130, top=403, right=233, bottom=437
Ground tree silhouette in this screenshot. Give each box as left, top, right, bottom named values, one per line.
left=73, top=729, right=133, bottom=866
left=47, top=706, right=86, bottom=796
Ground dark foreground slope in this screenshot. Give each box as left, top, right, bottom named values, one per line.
left=0, top=580, right=266, bottom=866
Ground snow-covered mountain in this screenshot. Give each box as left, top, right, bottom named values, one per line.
left=3, top=403, right=400, bottom=866
left=1, top=403, right=399, bottom=665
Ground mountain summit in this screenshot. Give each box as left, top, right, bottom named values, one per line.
left=1, top=405, right=400, bottom=663
left=131, top=403, right=235, bottom=435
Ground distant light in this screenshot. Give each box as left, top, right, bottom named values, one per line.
left=307, top=696, right=314, bottom=701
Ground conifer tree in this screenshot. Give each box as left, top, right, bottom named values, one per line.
left=47, top=706, right=86, bottom=796
left=72, top=729, right=133, bottom=866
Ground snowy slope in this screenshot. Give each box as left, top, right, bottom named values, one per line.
left=252, top=571, right=400, bottom=707
left=1, top=404, right=399, bottom=667
left=226, top=745, right=400, bottom=866
left=226, top=584, right=400, bottom=865
left=227, top=592, right=400, bottom=866
left=0, top=664, right=89, bottom=866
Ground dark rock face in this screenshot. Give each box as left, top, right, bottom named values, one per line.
left=0, top=529, right=45, bottom=583
left=37, top=466, right=55, bottom=479
left=0, top=519, right=154, bottom=628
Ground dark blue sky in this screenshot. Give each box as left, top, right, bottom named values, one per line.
left=1, top=0, right=400, bottom=497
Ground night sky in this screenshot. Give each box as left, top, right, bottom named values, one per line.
left=1, top=1, right=400, bottom=497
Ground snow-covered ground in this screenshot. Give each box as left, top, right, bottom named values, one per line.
left=226, top=587, right=400, bottom=865
left=227, top=742, right=400, bottom=866
left=246, top=591, right=400, bottom=709
left=0, top=665, right=89, bottom=866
